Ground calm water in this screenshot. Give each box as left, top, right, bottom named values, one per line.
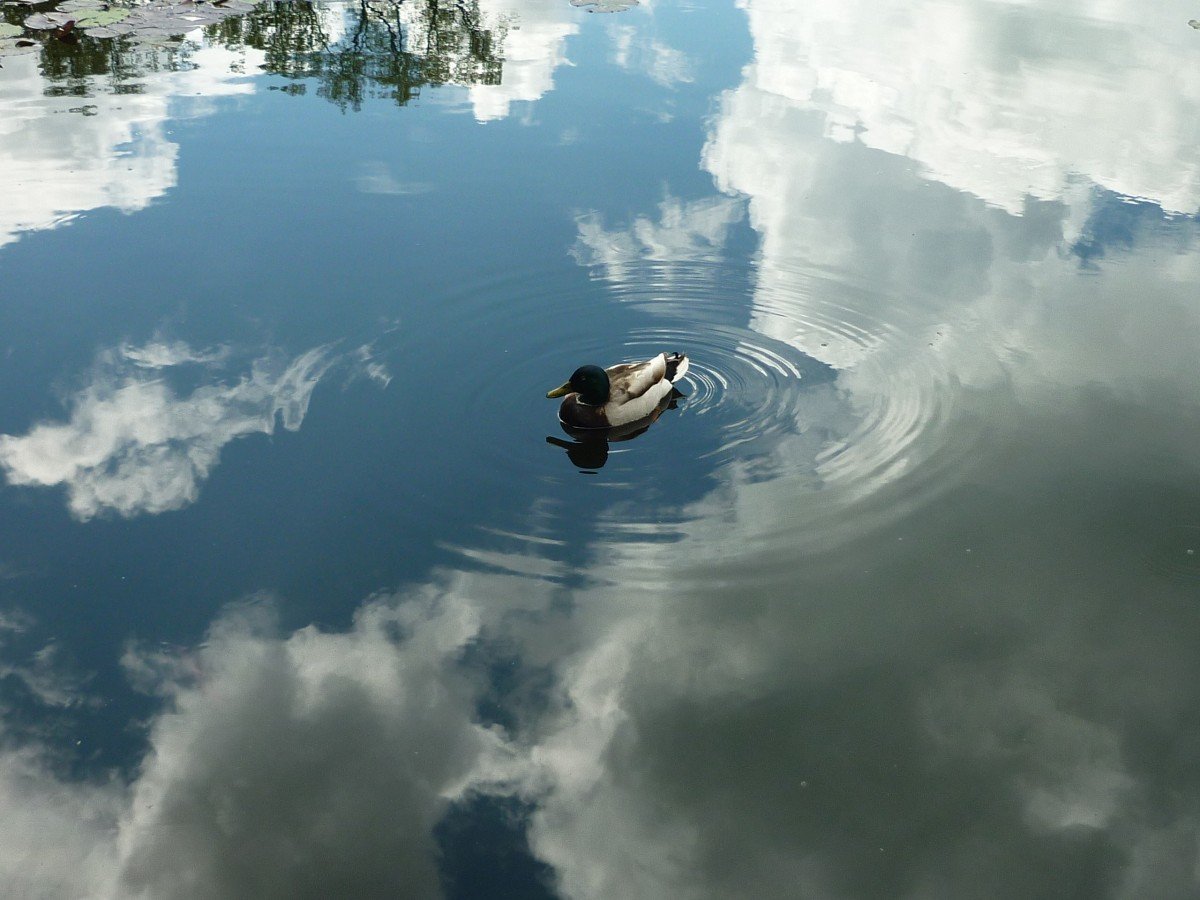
left=2, top=0, right=1200, bottom=896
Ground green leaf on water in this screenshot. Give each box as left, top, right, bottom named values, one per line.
left=569, top=0, right=639, bottom=11
left=74, top=8, right=131, bottom=27
left=22, top=11, right=73, bottom=29
left=0, top=22, right=23, bottom=38
left=7, top=0, right=261, bottom=51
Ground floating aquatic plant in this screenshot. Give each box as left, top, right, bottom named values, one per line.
left=569, top=0, right=639, bottom=11
left=2, top=0, right=258, bottom=53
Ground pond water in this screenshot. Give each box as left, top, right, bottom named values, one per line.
left=2, top=0, right=1200, bottom=896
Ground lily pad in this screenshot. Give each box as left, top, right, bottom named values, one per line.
left=73, top=8, right=130, bottom=27
left=147, top=17, right=202, bottom=30
left=136, top=33, right=184, bottom=44
left=3, top=0, right=263, bottom=54
left=22, top=11, right=75, bottom=29
left=0, top=35, right=38, bottom=53
left=570, top=0, right=639, bottom=11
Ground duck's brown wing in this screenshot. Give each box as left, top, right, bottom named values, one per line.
left=605, top=353, right=667, bottom=404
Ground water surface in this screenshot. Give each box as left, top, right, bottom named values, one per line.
left=2, top=0, right=1200, bottom=896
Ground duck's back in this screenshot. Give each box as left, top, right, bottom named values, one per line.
left=606, top=353, right=668, bottom=405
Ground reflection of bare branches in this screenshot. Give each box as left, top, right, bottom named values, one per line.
left=349, top=1, right=369, bottom=51
left=209, top=0, right=506, bottom=112
left=30, top=23, right=198, bottom=95
left=375, top=3, right=403, bottom=56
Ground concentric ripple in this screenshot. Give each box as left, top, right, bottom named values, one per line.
left=403, top=249, right=993, bottom=577
left=610, top=323, right=823, bottom=469
left=592, top=254, right=982, bottom=502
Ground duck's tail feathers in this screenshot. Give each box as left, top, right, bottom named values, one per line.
left=665, top=352, right=689, bottom=383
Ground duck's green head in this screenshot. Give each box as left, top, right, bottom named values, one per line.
left=546, top=365, right=609, bottom=405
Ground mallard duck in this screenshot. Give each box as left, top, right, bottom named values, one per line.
left=545, top=352, right=689, bottom=429
left=546, top=387, right=683, bottom=469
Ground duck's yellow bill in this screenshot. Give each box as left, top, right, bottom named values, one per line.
left=546, top=382, right=572, bottom=399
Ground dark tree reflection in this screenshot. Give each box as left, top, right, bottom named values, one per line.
left=39, top=43, right=196, bottom=96
left=207, top=0, right=507, bottom=111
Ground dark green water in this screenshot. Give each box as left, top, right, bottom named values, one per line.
left=2, top=1, right=1200, bottom=896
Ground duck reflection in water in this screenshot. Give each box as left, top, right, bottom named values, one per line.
left=546, top=387, right=684, bottom=470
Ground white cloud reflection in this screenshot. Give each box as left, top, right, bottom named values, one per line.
left=0, top=742, right=124, bottom=899
left=116, top=593, right=518, bottom=899
left=468, top=0, right=580, bottom=122
left=3, top=1, right=1200, bottom=898
left=609, top=25, right=693, bottom=87
left=699, top=0, right=1200, bottom=501
left=1, top=491, right=1199, bottom=899
left=0, top=41, right=261, bottom=251
left=532, top=1, right=1200, bottom=897
left=733, top=0, right=1200, bottom=215
left=355, top=160, right=435, bottom=196
left=0, top=589, right=519, bottom=898
left=604, top=15, right=693, bottom=127
left=570, top=0, right=1200, bottom=502
left=0, top=0, right=573, bottom=252
left=512, top=453, right=1200, bottom=899
left=0, top=641, right=95, bottom=709
left=573, top=193, right=743, bottom=280
left=0, top=342, right=336, bottom=520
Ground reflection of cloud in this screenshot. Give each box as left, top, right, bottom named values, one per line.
left=0, top=42, right=262, bottom=250
left=644, top=41, right=693, bottom=87
left=2, top=6, right=1197, bottom=900
left=353, top=342, right=395, bottom=388
left=7, top=519, right=1198, bottom=899
left=0, top=741, right=123, bottom=899
left=695, top=0, right=1200, bottom=497
left=355, top=161, right=434, bottom=196
left=528, top=3, right=1200, bottom=896
left=4, top=454, right=1200, bottom=900
left=731, top=0, right=1200, bottom=214
left=922, top=669, right=1134, bottom=833
left=704, top=78, right=1200, bottom=488
left=121, top=340, right=230, bottom=370
left=0, top=641, right=94, bottom=709
left=610, top=25, right=693, bottom=87
left=573, top=193, right=744, bottom=283
left=0, top=610, right=31, bottom=632
left=0, top=0, right=573, bottom=247
left=117, top=595, right=517, bottom=898
left=512, top=430, right=1200, bottom=898
left=0, top=590, right=518, bottom=897
left=0, top=342, right=336, bottom=520
left=468, top=0, right=579, bottom=122
left=0, top=611, right=91, bottom=711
